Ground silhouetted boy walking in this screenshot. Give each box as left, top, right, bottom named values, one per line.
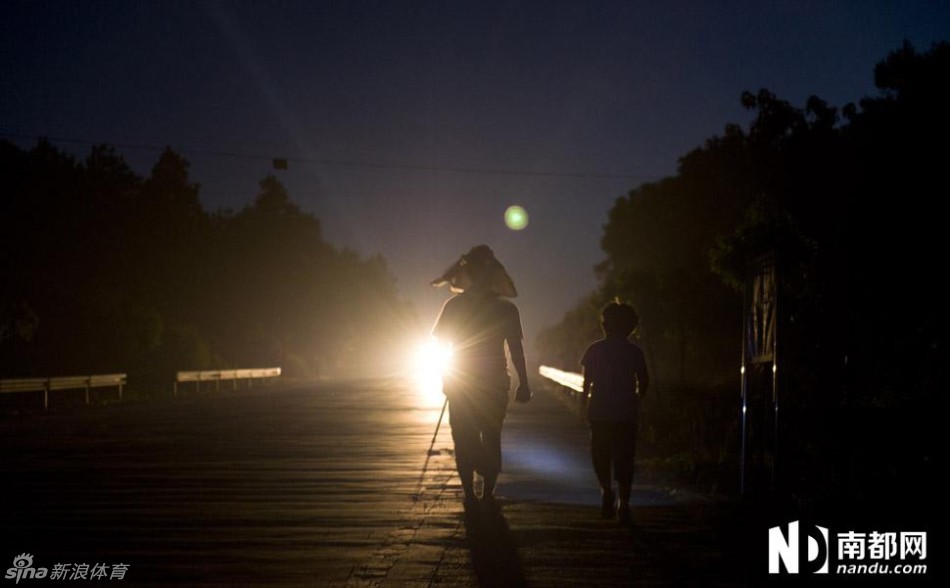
left=580, top=301, right=649, bottom=524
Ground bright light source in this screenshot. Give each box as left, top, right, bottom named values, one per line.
left=504, top=205, right=529, bottom=230
left=414, top=339, right=453, bottom=405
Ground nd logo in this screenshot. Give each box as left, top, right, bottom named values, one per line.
left=768, top=521, right=830, bottom=574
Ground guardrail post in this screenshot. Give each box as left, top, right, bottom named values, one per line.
left=85, top=377, right=91, bottom=405
left=44, top=380, right=50, bottom=411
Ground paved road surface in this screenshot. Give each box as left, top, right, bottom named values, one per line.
left=2, top=378, right=747, bottom=586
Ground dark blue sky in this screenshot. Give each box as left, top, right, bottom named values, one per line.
left=3, top=1, right=949, bottom=346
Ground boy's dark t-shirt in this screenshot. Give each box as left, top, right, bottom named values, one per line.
left=580, top=336, right=649, bottom=423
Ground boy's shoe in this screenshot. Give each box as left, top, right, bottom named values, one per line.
left=600, top=490, right=616, bottom=519
left=617, top=503, right=632, bottom=525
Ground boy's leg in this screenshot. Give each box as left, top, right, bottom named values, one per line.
left=590, top=422, right=615, bottom=517
left=613, top=424, right=638, bottom=523
left=590, top=422, right=613, bottom=489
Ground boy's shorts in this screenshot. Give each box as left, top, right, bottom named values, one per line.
left=589, top=420, right=638, bottom=465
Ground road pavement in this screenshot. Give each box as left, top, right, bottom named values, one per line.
left=2, top=378, right=748, bottom=586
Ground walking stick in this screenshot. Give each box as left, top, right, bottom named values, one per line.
left=427, top=397, right=448, bottom=456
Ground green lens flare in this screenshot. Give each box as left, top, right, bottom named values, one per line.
left=504, top=205, right=528, bottom=230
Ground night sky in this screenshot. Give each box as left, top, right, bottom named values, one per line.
left=4, top=1, right=949, bottom=347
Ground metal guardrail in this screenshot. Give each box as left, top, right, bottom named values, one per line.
left=0, top=374, right=126, bottom=410
left=538, top=365, right=584, bottom=393
left=174, top=367, right=281, bottom=396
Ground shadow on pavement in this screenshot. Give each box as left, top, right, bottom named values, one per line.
left=463, top=503, right=528, bottom=588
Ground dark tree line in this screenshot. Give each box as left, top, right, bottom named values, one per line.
left=1, top=142, right=412, bottom=392
left=537, top=43, right=946, bottom=496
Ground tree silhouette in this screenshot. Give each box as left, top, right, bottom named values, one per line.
left=537, top=43, right=947, bottom=497
left=0, top=143, right=409, bottom=390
